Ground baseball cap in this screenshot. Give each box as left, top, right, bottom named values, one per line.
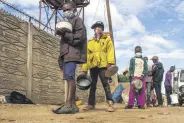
left=151, top=56, right=158, bottom=60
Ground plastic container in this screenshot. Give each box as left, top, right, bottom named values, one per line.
left=170, top=94, right=179, bottom=105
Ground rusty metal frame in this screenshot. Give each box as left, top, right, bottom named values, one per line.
left=0, top=0, right=90, bottom=34
left=0, top=0, right=55, bottom=32
left=39, top=0, right=90, bottom=32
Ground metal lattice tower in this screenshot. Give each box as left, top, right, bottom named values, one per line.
left=39, top=0, right=90, bottom=32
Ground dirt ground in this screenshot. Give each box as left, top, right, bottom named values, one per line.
left=0, top=104, right=184, bottom=123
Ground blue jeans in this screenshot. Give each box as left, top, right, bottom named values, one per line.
left=63, top=62, right=76, bottom=80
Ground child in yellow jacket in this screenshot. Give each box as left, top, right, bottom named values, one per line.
left=82, top=21, right=115, bottom=112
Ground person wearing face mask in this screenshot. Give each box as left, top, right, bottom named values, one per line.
left=125, top=46, right=148, bottom=109
left=82, top=21, right=115, bottom=112
left=151, top=56, right=164, bottom=107
left=54, top=1, right=87, bottom=114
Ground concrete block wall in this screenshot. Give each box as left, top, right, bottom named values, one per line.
left=0, top=10, right=28, bottom=99
left=0, top=10, right=105, bottom=104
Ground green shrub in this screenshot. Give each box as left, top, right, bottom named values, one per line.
left=118, top=74, right=130, bottom=83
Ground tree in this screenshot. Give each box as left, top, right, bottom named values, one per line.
left=118, top=74, right=130, bottom=83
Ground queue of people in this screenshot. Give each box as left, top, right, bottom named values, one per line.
left=124, top=54, right=175, bottom=109
left=54, top=1, right=174, bottom=114
left=123, top=46, right=167, bottom=109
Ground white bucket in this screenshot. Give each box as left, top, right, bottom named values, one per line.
left=170, top=94, right=179, bottom=105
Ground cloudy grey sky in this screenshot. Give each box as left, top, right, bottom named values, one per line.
left=2, top=0, right=184, bottom=74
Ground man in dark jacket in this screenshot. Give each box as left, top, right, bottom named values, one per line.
left=151, top=56, right=164, bottom=107
left=54, top=1, right=87, bottom=114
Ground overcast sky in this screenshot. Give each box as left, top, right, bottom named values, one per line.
left=2, top=0, right=184, bottom=74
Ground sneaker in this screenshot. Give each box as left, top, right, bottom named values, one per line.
left=107, top=101, right=115, bottom=112
left=159, top=105, right=163, bottom=108
left=147, top=104, right=153, bottom=107
left=54, top=105, right=76, bottom=114
left=83, top=105, right=95, bottom=111
left=52, top=104, right=65, bottom=113
left=138, top=106, right=145, bottom=109
left=124, top=105, right=133, bottom=109
left=155, top=105, right=163, bottom=108
left=73, top=105, right=79, bottom=113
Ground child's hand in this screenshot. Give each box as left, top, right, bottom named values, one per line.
left=140, top=75, right=144, bottom=80
left=55, top=28, right=66, bottom=36
left=81, top=71, right=87, bottom=75
left=60, top=67, right=63, bottom=72
left=107, top=64, right=111, bottom=69
left=132, top=76, right=135, bottom=81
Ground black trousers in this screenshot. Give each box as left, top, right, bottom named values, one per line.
left=88, top=67, right=113, bottom=105
left=165, top=85, right=172, bottom=105
left=154, top=82, right=163, bottom=105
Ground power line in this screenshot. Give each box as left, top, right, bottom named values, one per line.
left=91, top=0, right=100, bottom=24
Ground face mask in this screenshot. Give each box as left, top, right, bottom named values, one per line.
left=135, top=52, right=142, bottom=57
left=63, top=10, right=75, bottom=19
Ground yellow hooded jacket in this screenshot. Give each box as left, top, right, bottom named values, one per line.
left=82, top=34, right=115, bottom=71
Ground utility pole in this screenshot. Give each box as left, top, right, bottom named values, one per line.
left=105, top=0, right=118, bottom=87
left=106, top=0, right=116, bottom=62
left=106, top=0, right=114, bottom=41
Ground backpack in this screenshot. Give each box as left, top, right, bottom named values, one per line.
left=10, top=91, right=34, bottom=104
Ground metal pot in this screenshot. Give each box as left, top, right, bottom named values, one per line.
left=77, top=74, right=92, bottom=90
left=56, top=21, right=73, bottom=33
left=132, top=79, right=143, bottom=92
